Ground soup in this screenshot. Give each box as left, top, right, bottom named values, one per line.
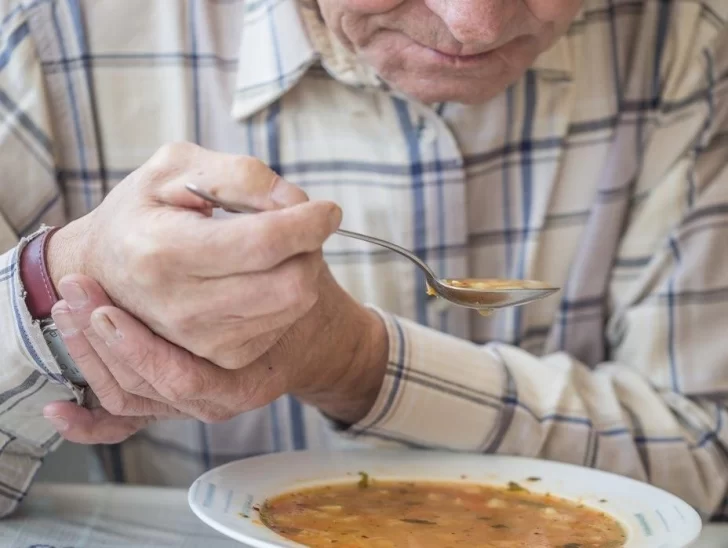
left=260, top=477, right=626, bottom=547
left=425, top=278, right=551, bottom=299
left=425, top=278, right=555, bottom=316
left=441, top=278, right=553, bottom=291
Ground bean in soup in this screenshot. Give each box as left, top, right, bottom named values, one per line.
left=260, top=479, right=626, bottom=547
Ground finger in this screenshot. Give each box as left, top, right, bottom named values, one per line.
left=146, top=143, right=308, bottom=209
left=170, top=200, right=342, bottom=275
left=88, top=304, right=220, bottom=405
left=89, top=306, right=279, bottom=419
left=191, top=250, right=325, bottom=320
left=60, top=276, right=237, bottom=420
left=65, top=265, right=315, bottom=372
left=43, top=401, right=156, bottom=444
left=52, top=298, right=172, bottom=417
left=56, top=275, right=157, bottom=402
left=57, top=273, right=121, bottom=327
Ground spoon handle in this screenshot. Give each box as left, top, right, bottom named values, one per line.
left=186, top=183, right=438, bottom=281
left=334, top=229, right=437, bottom=281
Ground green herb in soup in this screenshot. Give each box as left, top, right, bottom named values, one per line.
left=260, top=479, right=626, bottom=547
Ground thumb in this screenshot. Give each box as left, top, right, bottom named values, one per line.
left=43, top=402, right=154, bottom=444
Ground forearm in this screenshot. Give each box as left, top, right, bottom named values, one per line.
left=340, top=313, right=728, bottom=518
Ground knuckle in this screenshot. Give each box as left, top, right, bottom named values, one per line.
left=233, top=156, right=292, bottom=203
left=234, top=154, right=267, bottom=177
left=128, top=342, right=180, bottom=393
left=123, top=232, right=164, bottom=281
left=123, top=340, right=155, bottom=372
left=233, top=155, right=308, bottom=205
left=124, top=236, right=182, bottom=290
left=143, top=142, right=198, bottom=186
left=150, top=141, right=196, bottom=169
left=230, top=155, right=276, bottom=198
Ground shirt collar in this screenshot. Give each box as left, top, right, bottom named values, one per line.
left=232, top=0, right=577, bottom=121
left=231, top=0, right=317, bottom=121
left=232, top=0, right=379, bottom=121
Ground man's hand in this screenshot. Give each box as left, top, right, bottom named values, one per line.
left=45, top=271, right=389, bottom=444
left=47, top=142, right=341, bottom=371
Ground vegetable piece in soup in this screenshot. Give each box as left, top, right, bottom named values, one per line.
left=260, top=480, right=626, bottom=547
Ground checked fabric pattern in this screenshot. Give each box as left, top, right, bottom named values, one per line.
left=0, top=0, right=726, bottom=521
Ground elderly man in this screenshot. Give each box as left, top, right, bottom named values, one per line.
left=0, top=0, right=726, bottom=522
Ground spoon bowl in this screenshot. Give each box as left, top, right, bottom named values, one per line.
left=430, top=278, right=559, bottom=312
left=185, top=183, right=560, bottom=312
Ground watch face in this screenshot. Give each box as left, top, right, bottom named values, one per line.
left=41, top=321, right=88, bottom=386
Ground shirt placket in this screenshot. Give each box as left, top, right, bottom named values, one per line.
left=386, top=97, right=470, bottom=339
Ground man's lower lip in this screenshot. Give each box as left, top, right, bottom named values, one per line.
left=423, top=47, right=493, bottom=66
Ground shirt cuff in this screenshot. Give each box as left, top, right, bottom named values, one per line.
left=2, top=231, right=83, bottom=446
left=342, top=308, right=510, bottom=450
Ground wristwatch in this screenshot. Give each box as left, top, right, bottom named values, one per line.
left=20, top=228, right=87, bottom=386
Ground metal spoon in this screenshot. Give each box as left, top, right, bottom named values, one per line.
left=186, top=183, right=559, bottom=312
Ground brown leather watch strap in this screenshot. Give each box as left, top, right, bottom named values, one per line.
left=20, top=227, right=61, bottom=319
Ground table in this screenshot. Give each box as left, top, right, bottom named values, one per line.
left=0, top=483, right=726, bottom=547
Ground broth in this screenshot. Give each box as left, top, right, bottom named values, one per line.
left=425, top=279, right=554, bottom=316
left=442, top=278, right=553, bottom=291
left=261, top=478, right=626, bottom=547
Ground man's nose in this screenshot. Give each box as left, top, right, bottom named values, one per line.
left=424, top=0, right=511, bottom=46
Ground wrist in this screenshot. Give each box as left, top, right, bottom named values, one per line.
left=46, top=218, right=89, bottom=289
left=334, top=307, right=388, bottom=424
left=19, top=223, right=91, bottom=386
left=20, top=227, right=65, bottom=320
left=297, top=295, right=388, bottom=425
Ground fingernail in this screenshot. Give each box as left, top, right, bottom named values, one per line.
left=51, top=309, right=78, bottom=337
left=270, top=175, right=305, bottom=207
left=58, top=281, right=88, bottom=309
left=43, top=413, right=68, bottom=432
left=329, top=204, right=342, bottom=231
left=92, top=310, right=122, bottom=344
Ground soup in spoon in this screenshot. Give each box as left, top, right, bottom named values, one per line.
left=426, top=278, right=557, bottom=315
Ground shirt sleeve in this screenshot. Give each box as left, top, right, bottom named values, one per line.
left=345, top=16, right=728, bottom=520
left=0, top=3, right=81, bottom=518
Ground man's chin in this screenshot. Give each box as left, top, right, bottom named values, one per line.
left=381, top=75, right=515, bottom=106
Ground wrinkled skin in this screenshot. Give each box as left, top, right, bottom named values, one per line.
left=318, top=0, right=583, bottom=103
left=44, top=143, right=386, bottom=442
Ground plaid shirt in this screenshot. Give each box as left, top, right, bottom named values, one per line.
left=0, top=0, right=726, bottom=522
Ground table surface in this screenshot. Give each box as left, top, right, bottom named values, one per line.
left=0, top=483, right=725, bottom=547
